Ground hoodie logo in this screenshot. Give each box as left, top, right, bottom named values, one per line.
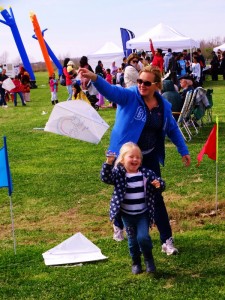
left=134, top=106, right=146, bottom=122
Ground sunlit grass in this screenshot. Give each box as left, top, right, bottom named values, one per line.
left=0, top=73, right=224, bottom=299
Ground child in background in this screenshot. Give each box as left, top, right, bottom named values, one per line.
left=21, top=74, right=31, bottom=103
left=105, top=68, right=112, bottom=84
left=11, top=75, right=26, bottom=106
left=72, top=82, right=90, bottom=104
left=49, top=73, right=59, bottom=105
left=100, top=142, right=165, bottom=275
left=105, top=68, right=115, bottom=107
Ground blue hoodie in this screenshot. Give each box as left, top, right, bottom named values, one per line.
left=93, top=76, right=189, bottom=165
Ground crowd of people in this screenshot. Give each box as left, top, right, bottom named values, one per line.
left=0, top=65, right=31, bottom=107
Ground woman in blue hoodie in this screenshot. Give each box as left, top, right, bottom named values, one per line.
left=79, top=65, right=191, bottom=255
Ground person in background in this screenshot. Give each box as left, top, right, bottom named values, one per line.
left=72, top=82, right=90, bottom=104
left=18, top=66, right=31, bottom=102
left=105, top=68, right=112, bottom=84
left=0, top=68, right=8, bottom=107
left=49, top=73, right=59, bottom=105
left=145, top=56, right=151, bottom=66
left=197, top=48, right=206, bottom=84
left=167, top=52, right=179, bottom=85
left=182, top=49, right=191, bottom=64
left=164, top=48, right=172, bottom=74
left=79, top=65, right=191, bottom=255
left=95, top=61, right=106, bottom=107
left=116, top=67, right=124, bottom=86
left=63, top=58, right=73, bottom=100
left=11, top=75, right=26, bottom=106
left=124, top=53, right=140, bottom=87
left=111, top=61, right=118, bottom=85
left=219, top=51, right=225, bottom=80
left=101, top=142, right=165, bottom=274
left=190, top=56, right=201, bottom=86
left=149, top=38, right=164, bottom=73
left=177, top=53, right=187, bottom=77
left=95, top=60, right=106, bottom=78
left=210, top=51, right=220, bottom=81
left=179, top=74, right=195, bottom=104
left=79, top=56, right=94, bottom=91
left=162, top=80, right=182, bottom=120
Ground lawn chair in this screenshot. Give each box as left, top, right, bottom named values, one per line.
left=175, top=90, right=195, bottom=141
left=192, top=87, right=211, bottom=126
left=204, top=89, right=213, bottom=123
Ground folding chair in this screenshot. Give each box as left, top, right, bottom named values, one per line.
left=175, top=90, right=194, bottom=141
left=192, top=87, right=212, bottom=126
left=204, top=89, right=213, bottom=123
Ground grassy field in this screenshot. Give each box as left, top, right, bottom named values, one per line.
left=0, top=72, right=224, bottom=300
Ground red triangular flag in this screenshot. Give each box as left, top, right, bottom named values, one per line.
left=197, top=125, right=217, bottom=166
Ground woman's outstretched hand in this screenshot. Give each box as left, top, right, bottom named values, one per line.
left=78, top=68, right=97, bottom=82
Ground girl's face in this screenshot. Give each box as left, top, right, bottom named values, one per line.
left=122, top=148, right=142, bottom=173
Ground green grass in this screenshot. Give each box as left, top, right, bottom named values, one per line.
left=0, top=72, right=224, bottom=299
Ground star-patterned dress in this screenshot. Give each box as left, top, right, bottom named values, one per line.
left=100, top=163, right=165, bottom=226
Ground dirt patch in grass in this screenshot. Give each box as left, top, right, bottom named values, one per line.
left=1, top=191, right=224, bottom=244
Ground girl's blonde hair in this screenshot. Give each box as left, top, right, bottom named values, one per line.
left=115, top=142, right=143, bottom=167
left=139, top=65, right=162, bottom=90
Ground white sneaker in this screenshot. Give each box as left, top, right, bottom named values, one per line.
left=3, top=105, right=8, bottom=108
left=162, top=237, right=178, bottom=255
left=113, top=225, right=124, bottom=242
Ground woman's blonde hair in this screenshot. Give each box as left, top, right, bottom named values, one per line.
left=115, top=142, right=142, bottom=167
left=139, top=65, right=162, bottom=90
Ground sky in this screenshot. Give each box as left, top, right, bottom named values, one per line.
left=0, top=0, right=225, bottom=63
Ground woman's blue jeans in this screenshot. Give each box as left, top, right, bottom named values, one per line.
left=121, top=211, right=153, bottom=264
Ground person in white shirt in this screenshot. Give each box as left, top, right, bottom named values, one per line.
left=124, top=53, right=140, bottom=87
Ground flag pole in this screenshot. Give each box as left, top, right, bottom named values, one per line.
left=9, top=195, right=16, bottom=254
left=3, top=137, right=16, bottom=254
left=215, top=116, right=219, bottom=212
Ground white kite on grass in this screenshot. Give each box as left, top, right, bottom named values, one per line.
left=44, top=100, right=109, bottom=144
left=42, top=232, right=107, bottom=266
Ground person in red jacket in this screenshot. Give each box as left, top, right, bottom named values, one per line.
left=149, top=38, right=164, bottom=74
left=11, top=75, right=26, bottom=106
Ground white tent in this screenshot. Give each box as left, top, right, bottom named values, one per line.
left=42, top=232, right=107, bottom=266
left=88, top=41, right=124, bottom=70
left=126, top=23, right=200, bottom=52
left=213, top=43, right=225, bottom=52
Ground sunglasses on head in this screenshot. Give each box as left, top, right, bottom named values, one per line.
left=132, top=60, right=139, bottom=63
left=137, top=79, right=156, bottom=87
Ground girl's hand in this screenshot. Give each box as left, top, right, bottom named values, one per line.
left=151, top=179, right=160, bottom=188
left=105, top=150, right=117, bottom=165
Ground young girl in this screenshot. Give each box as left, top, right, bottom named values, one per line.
left=100, top=142, right=165, bottom=275
left=11, top=75, right=26, bottom=106
left=49, top=73, right=59, bottom=105
left=72, top=82, right=90, bottom=105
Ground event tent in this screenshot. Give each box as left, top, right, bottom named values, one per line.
left=88, top=41, right=124, bottom=69
left=126, top=23, right=200, bottom=52
left=213, top=43, right=225, bottom=52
